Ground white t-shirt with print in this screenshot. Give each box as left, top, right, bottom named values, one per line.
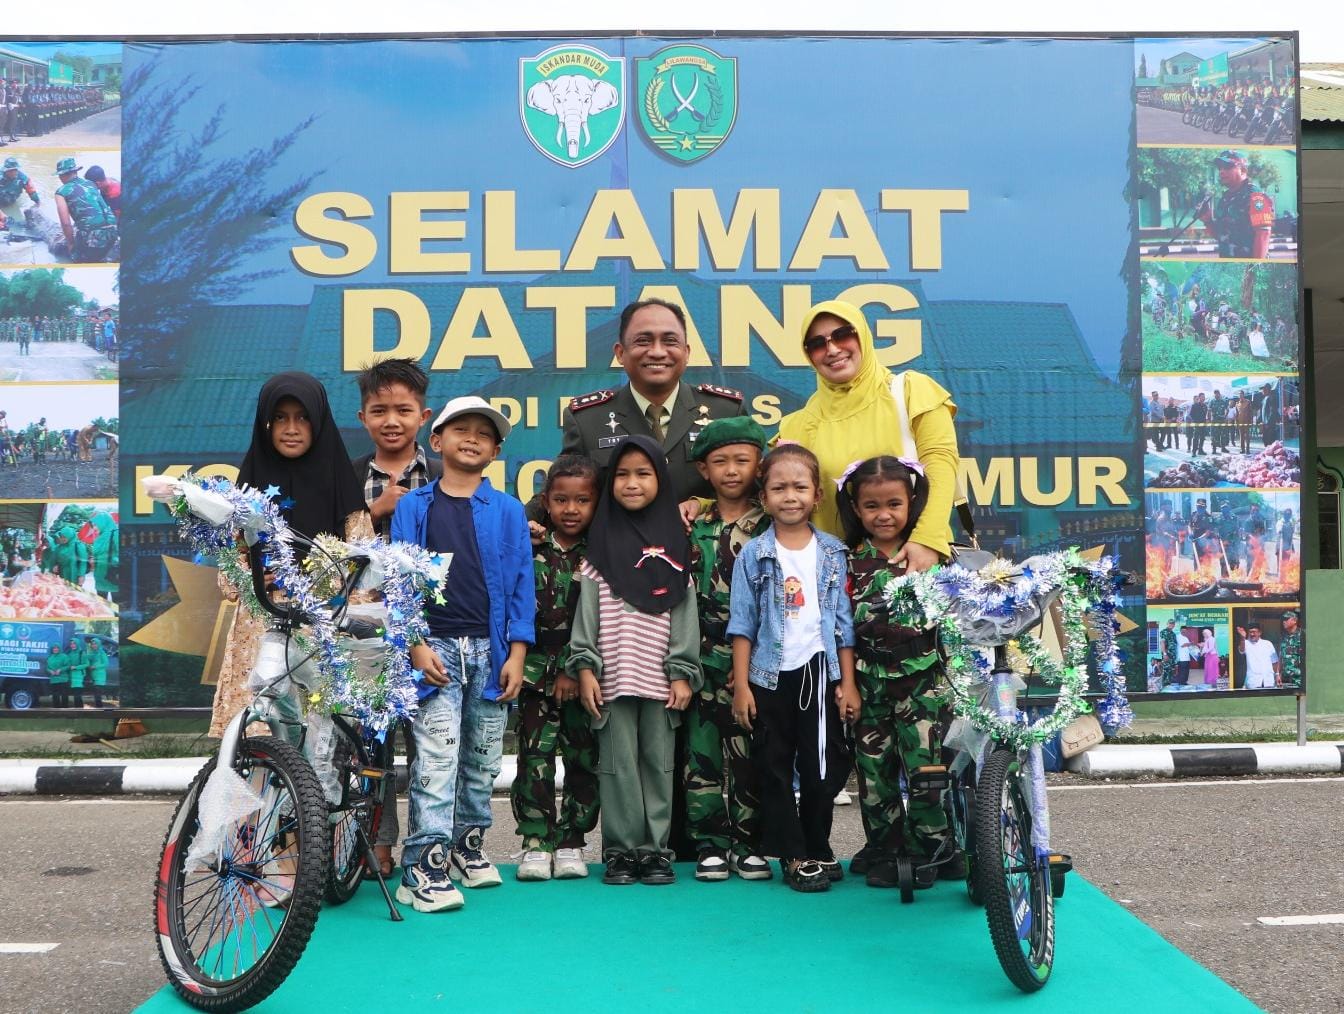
left=777, top=537, right=823, bottom=671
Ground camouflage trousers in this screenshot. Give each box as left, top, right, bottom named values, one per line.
left=684, top=666, right=761, bottom=857
left=509, top=682, right=599, bottom=851
left=854, top=668, right=951, bottom=859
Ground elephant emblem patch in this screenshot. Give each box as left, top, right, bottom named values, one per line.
left=520, top=44, right=626, bottom=168
left=635, top=44, right=737, bottom=164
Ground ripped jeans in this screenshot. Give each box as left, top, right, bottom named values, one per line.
left=402, top=636, right=507, bottom=867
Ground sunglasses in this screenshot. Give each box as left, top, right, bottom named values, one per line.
left=802, top=324, right=858, bottom=356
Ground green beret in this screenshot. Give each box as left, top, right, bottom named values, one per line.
left=1282, top=610, right=1299, bottom=622
left=692, top=416, right=768, bottom=462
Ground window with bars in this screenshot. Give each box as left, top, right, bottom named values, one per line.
left=1320, top=468, right=1340, bottom=570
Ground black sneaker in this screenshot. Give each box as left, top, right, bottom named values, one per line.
left=865, top=853, right=900, bottom=889
left=694, top=848, right=730, bottom=882
left=849, top=845, right=877, bottom=877
left=639, top=853, right=676, bottom=885
left=602, top=850, right=638, bottom=886
left=937, top=847, right=967, bottom=881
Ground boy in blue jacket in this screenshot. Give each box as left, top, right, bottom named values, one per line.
left=391, top=396, right=536, bottom=912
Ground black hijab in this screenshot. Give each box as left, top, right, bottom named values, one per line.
left=237, top=372, right=367, bottom=546
left=585, top=435, right=689, bottom=614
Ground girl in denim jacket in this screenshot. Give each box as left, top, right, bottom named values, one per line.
left=728, top=444, right=859, bottom=893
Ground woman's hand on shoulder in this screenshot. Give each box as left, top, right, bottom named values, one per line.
left=893, top=541, right=941, bottom=573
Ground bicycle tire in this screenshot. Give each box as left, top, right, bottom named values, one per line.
left=975, top=746, right=1055, bottom=993
left=154, top=735, right=330, bottom=1012
left=948, top=767, right=983, bottom=906
left=325, top=733, right=382, bottom=905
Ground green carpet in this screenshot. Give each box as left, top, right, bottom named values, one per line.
left=140, top=867, right=1259, bottom=1013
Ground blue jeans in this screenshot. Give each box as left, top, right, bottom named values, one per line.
left=402, top=636, right=507, bottom=867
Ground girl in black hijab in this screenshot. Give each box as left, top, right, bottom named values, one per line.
left=567, top=436, right=701, bottom=885
left=209, top=372, right=374, bottom=738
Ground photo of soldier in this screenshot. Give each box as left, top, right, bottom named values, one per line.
left=1145, top=606, right=1231, bottom=693
left=1134, top=37, right=1296, bottom=146
left=0, top=151, right=121, bottom=265
left=1229, top=607, right=1299, bottom=691
left=0, top=501, right=117, bottom=621
left=1138, top=147, right=1298, bottom=261
left=1140, top=260, right=1298, bottom=373
left=53, top=156, right=117, bottom=262
left=1145, top=490, right=1300, bottom=605
left=0, top=267, right=118, bottom=380
left=0, top=43, right=120, bottom=148
left=1144, top=375, right=1299, bottom=489
left=0, top=382, right=117, bottom=497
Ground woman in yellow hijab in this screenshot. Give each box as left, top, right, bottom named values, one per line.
left=778, top=299, right=960, bottom=571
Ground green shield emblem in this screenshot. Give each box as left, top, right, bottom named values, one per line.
left=520, top=44, right=626, bottom=168
left=635, top=44, right=737, bottom=163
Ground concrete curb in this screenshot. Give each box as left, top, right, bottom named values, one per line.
left=1066, top=742, right=1344, bottom=778
left=0, top=755, right=523, bottom=795
left=5, top=745, right=1343, bottom=794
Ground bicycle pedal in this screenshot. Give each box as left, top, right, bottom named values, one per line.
left=358, top=767, right=389, bottom=781
left=1048, top=853, right=1073, bottom=874
left=910, top=765, right=951, bottom=793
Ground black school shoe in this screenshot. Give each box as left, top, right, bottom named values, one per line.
left=639, top=853, right=676, bottom=885
left=602, top=850, right=639, bottom=885
left=815, top=859, right=844, bottom=882
left=848, top=845, right=877, bottom=877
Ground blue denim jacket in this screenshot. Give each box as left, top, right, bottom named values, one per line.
left=390, top=477, right=536, bottom=702
left=726, top=524, right=854, bottom=689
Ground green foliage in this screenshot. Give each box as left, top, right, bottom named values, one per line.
left=52, top=51, right=94, bottom=82
left=90, top=416, right=119, bottom=434
left=1140, top=324, right=1292, bottom=373
left=0, top=269, right=84, bottom=319
left=1137, top=149, right=1284, bottom=202
left=117, top=644, right=214, bottom=708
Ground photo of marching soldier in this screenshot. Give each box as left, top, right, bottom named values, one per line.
left=1137, top=147, right=1298, bottom=261
left=0, top=500, right=118, bottom=621
left=0, top=43, right=120, bottom=149
left=1145, top=489, right=1299, bottom=605
left=0, top=267, right=117, bottom=380
left=1140, top=260, right=1298, bottom=373
left=0, top=151, right=119, bottom=265
left=1144, top=375, right=1300, bottom=490
left=0, top=382, right=117, bottom=498
left=1134, top=38, right=1296, bottom=146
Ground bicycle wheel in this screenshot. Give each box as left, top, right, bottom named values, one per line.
left=975, top=746, right=1055, bottom=993
left=154, top=736, right=329, bottom=1012
left=325, top=733, right=383, bottom=905
left=947, top=765, right=982, bottom=906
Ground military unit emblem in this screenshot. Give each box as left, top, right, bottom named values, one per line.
left=520, top=43, right=736, bottom=167
left=520, top=44, right=626, bottom=168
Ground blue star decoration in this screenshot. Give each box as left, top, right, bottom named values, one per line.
left=263, top=485, right=281, bottom=499
left=279, top=497, right=296, bottom=510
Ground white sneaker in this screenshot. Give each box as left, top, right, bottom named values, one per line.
left=449, top=827, right=503, bottom=888
left=552, top=847, right=589, bottom=879
left=729, top=853, right=774, bottom=881
left=516, top=850, right=553, bottom=882
left=833, top=790, right=853, bottom=806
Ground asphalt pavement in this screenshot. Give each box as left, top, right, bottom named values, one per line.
left=2, top=776, right=1340, bottom=1013
left=0, top=341, right=118, bottom=382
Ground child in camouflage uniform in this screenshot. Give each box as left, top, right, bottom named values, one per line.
left=837, top=456, right=957, bottom=890
left=685, top=417, right=773, bottom=882
left=510, top=455, right=601, bottom=881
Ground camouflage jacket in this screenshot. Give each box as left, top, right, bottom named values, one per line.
left=689, top=500, right=768, bottom=675
left=848, top=542, right=938, bottom=680
left=1280, top=629, right=1303, bottom=687
left=522, top=531, right=586, bottom=689
left=56, top=176, right=116, bottom=232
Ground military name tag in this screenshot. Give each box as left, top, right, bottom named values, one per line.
left=598, top=436, right=624, bottom=448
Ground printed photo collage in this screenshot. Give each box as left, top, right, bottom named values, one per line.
left=0, top=41, right=120, bottom=709
left=1135, top=36, right=1302, bottom=695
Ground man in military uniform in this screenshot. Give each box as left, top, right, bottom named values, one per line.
left=1159, top=618, right=1179, bottom=689
left=560, top=298, right=749, bottom=503
left=0, top=156, right=39, bottom=212
left=1189, top=498, right=1213, bottom=539
left=1279, top=610, right=1303, bottom=689
left=1198, top=150, right=1274, bottom=259
left=684, top=417, right=771, bottom=880
left=1209, top=389, right=1229, bottom=452
left=53, top=157, right=117, bottom=263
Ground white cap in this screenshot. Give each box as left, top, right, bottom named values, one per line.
left=430, top=396, right=511, bottom=441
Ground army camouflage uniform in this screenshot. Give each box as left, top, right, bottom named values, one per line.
left=1160, top=626, right=1179, bottom=687
left=55, top=175, right=116, bottom=262
left=684, top=500, right=769, bottom=858
left=1280, top=628, right=1303, bottom=689
left=849, top=542, right=951, bottom=860
left=1212, top=178, right=1274, bottom=259
left=509, top=532, right=600, bottom=852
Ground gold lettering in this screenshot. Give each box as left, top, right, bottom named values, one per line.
left=431, top=289, right=532, bottom=370
left=389, top=192, right=470, bottom=274
left=719, top=285, right=813, bottom=368
left=751, top=394, right=782, bottom=427
left=515, top=460, right=552, bottom=502
left=343, top=289, right=431, bottom=369
left=879, top=189, right=970, bottom=270
left=134, top=464, right=240, bottom=515
left=960, top=457, right=1016, bottom=508
left=835, top=283, right=922, bottom=367
left=789, top=190, right=888, bottom=271
left=484, top=191, right=562, bottom=272
left=1078, top=457, right=1129, bottom=506
left=525, top=286, right=616, bottom=368
left=291, top=192, right=376, bottom=275
left=672, top=188, right=781, bottom=271
left=565, top=190, right=665, bottom=270
left=1020, top=457, right=1073, bottom=507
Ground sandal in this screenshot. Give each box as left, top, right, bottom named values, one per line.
left=783, top=859, right=830, bottom=894
left=363, top=845, right=395, bottom=881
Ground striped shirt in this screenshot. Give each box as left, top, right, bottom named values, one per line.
left=581, top=561, right=673, bottom=701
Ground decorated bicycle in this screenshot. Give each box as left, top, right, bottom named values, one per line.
left=882, top=544, right=1131, bottom=992
left=143, top=473, right=449, bottom=1012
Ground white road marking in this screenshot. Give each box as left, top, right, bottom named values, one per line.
left=0, top=943, right=58, bottom=954
left=1049, top=776, right=1344, bottom=792
left=1257, top=914, right=1344, bottom=927
left=0, top=798, right=176, bottom=805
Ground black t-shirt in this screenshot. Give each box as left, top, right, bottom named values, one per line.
left=424, top=486, right=490, bottom=638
